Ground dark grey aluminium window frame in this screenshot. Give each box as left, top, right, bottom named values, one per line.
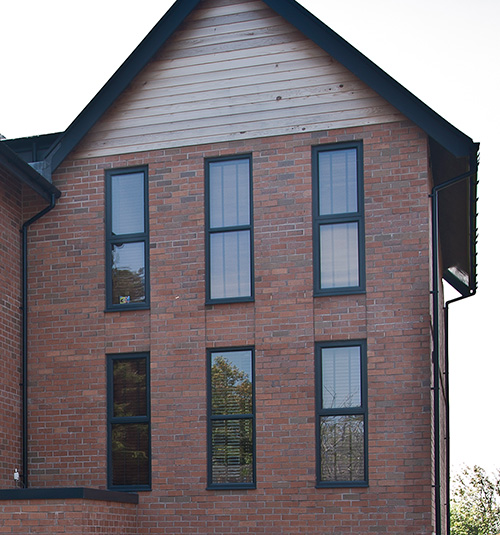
left=312, top=142, right=365, bottom=296
left=107, top=352, right=151, bottom=491
left=207, top=346, right=256, bottom=490
left=205, top=154, right=254, bottom=304
left=105, top=166, right=150, bottom=311
left=315, top=340, right=368, bottom=488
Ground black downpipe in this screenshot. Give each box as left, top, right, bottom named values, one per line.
left=430, top=161, right=477, bottom=535
left=21, top=194, right=57, bottom=488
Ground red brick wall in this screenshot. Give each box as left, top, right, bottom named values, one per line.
left=0, top=499, right=138, bottom=534
left=24, top=121, right=433, bottom=533
left=0, top=170, right=23, bottom=488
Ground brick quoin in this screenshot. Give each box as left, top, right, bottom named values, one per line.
left=14, top=122, right=434, bottom=533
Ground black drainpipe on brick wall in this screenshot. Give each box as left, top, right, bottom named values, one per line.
left=20, top=193, right=57, bottom=488
left=430, top=158, right=477, bottom=535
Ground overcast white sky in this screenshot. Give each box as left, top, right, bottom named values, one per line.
left=0, top=0, right=498, bottom=474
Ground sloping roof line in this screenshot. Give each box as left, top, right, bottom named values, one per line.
left=43, top=0, right=478, bottom=173
left=0, top=142, right=61, bottom=202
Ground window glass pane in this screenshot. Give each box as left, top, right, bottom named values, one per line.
left=113, top=358, right=147, bottom=417
left=320, top=223, right=359, bottom=289
left=319, top=149, right=357, bottom=215
left=111, top=242, right=146, bottom=305
left=320, top=415, right=364, bottom=482
left=111, top=423, right=149, bottom=487
left=111, top=172, right=145, bottom=235
left=211, top=351, right=253, bottom=416
left=322, top=346, right=361, bottom=409
left=210, top=230, right=251, bottom=299
left=211, top=419, right=253, bottom=485
left=209, top=160, right=250, bottom=228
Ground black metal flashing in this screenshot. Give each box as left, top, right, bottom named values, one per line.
left=41, top=0, right=478, bottom=174
left=0, top=487, right=139, bottom=504
left=0, top=141, right=61, bottom=202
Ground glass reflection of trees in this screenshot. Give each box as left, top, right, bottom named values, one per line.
left=111, top=357, right=149, bottom=487
left=211, top=355, right=253, bottom=485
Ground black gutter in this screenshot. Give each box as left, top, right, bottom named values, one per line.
left=430, top=158, right=478, bottom=535
left=20, top=194, right=57, bottom=488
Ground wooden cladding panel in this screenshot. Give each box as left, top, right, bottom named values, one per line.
left=73, top=0, right=405, bottom=159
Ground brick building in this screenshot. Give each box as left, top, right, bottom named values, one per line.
left=0, top=0, right=479, bottom=533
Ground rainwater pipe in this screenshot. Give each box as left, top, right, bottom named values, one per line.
left=430, top=158, right=478, bottom=535
left=20, top=193, right=57, bottom=488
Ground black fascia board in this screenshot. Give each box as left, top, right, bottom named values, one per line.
left=43, top=0, right=477, bottom=173
left=0, top=142, right=61, bottom=202
left=0, top=487, right=138, bottom=504
left=44, top=0, right=203, bottom=173
left=265, top=0, right=477, bottom=159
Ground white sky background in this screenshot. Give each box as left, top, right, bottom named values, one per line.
left=0, top=0, right=498, bottom=474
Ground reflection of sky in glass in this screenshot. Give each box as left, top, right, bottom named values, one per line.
left=319, top=149, right=357, bottom=215
left=209, top=160, right=250, bottom=228
left=210, top=230, right=251, bottom=299
left=112, top=242, right=145, bottom=273
left=322, top=346, right=361, bottom=409
left=320, top=222, right=359, bottom=288
left=212, top=350, right=252, bottom=382
left=111, top=172, right=144, bottom=235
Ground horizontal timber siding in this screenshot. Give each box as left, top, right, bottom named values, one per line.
left=73, top=0, right=405, bottom=159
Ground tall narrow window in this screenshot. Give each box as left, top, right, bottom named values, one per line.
left=206, top=156, right=253, bottom=302
left=105, top=167, right=149, bottom=310
left=316, top=341, right=367, bottom=487
left=208, top=348, right=255, bottom=488
left=313, top=143, right=364, bottom=294
left=107, top=353, right=150, bottom=490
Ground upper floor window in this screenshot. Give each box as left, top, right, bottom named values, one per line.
left=107, top=353, right=151, bottom=490
left=316, top=341, right=368, bottom=487
left=207, top=348, right=255, bottom=489
left=313, top=143, right=365, bottom=295
left=206, top=156, right=253, bottom=303
left=105, top=167, right=149, bottom=310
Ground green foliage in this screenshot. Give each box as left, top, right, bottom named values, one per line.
left=450, top=465, right=500, bottom=535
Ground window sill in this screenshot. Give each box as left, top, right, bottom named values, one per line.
left=105, top=304, right=150, bottom=313
left=316, top=481, right=368, bottom=489
left=313, top=288, right=366, bottom=298
left=205, top=296, right=254, bottom=306
left=206, top=484, right=256, bottom=491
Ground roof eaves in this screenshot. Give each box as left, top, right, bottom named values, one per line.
left=0, top=141, right=61, bottom=201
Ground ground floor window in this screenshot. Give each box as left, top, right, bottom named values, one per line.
left=107, top=353, right=150, bottom=490
left=316, top=341, right=368, bottom=486
left=207, top=348, right=255, bottom=489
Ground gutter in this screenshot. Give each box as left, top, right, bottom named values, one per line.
left=430, top=155, right=478, bottom=535
left=20, top=193, right=57, bottom=488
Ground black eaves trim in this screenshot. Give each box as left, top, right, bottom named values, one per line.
left=0, top=487, right=139, bottom=504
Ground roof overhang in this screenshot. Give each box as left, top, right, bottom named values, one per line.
left=430, top=138, right=479, bottom=296
left=0, top=141, right=61, bottom=202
